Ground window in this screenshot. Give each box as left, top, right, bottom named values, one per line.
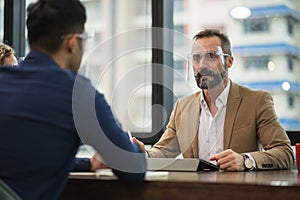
left=174, top=0, right=184, bottom=13
left=244, top=56, right=270, bottom=71
left=79, top=0, right=152, bottom=133
left=288, top=93, right=295, bottom=108
left=287, top=17, right=294, bottom=35
left=287, top=56, right=294, bottom=72
left=244, top=18, right=269, bottom=33
left=136, top=0, right=151, bottom=16
left=174, top=60, right=184, bottom=81
left=174, top=25, right=184, bottom=46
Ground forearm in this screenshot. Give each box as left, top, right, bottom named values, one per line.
left=71, top=157, right=91, bottom=172
left=250, top=144, right=294, bottom=170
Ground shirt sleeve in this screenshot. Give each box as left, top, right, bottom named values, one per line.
left=72, top=75, right=146, bottom=182
left=94, top=92, right=146, bottom=182
left=71, top=158, right=91, bottom=172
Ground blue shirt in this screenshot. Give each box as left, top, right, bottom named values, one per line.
left=0, top=51, right=146, bottom=200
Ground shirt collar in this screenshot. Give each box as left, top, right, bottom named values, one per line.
left=20, top=51, right=62, bottom=70
left=200, top=80, right=231, bottom=107
left=19, top=50, right=79, bottom=80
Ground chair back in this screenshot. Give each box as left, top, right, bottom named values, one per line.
left=0, top=179, right=21, bottom=200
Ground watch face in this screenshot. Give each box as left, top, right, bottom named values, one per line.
left=245, top=158, right=253, bottom=169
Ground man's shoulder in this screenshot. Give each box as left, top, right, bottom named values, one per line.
left=173, top=92, right=201, bottom=111
left=233, top=82, right=270, bottom=95
left=177, top=91, right=200, bottom=103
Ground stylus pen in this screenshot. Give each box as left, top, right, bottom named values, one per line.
left=127, top=131, right=133, bottom=142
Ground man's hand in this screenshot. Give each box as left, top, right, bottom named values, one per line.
left=90, top=152, right=110, bottom=171
left=209, top=149, right=245, bottom=171
left=131, top=137, right=146, bottom=153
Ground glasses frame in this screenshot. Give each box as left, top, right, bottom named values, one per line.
left=191, top=51, right=230, bottom=64
left=60, top=32, right=94, bottom=41
left=76, top=32, right=94, bottom=41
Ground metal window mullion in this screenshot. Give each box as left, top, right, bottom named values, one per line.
left=150, top=0, right=174, bottom=145
left=3, top=0, right=26, bottom=58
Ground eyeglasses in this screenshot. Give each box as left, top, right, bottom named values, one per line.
left=76, top=32, right=94, bottom=41
left=60, top=32, right=94, bottom=41
left=192, top=51, right=230, bottom=64
left=60, top=32, right=94, bottom=51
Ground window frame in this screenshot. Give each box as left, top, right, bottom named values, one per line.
left=3, top=0, right=26, bottom=58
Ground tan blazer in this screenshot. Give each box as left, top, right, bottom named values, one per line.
left=148, top=81, right=294, bottom=170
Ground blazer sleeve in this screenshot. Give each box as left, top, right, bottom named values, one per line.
left=147, top=100, right=181, bottom=158
left=250, top=91, right=294, bottom=170
left=72, top=75, right=146, bottom=182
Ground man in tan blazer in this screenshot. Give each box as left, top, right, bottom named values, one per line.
left=133, top=29, right=294, bottom=171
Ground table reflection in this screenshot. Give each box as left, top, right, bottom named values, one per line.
left=166, top=170, right=300, bottom=186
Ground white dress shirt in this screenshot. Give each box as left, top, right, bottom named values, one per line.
left=198, top=81, right=230, bottom=162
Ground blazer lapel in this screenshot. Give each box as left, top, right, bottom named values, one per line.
left=177, top=92, right=200, bottom=158
left=180, top=92, right=201, bottom=158
left=190, top=93, right=200, bottom=158
left=223, top=82, right=242, bottom=149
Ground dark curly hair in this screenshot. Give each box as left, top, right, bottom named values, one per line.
left=0, top=43, right=15, bottom=66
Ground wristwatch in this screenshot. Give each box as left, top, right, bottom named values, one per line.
left=243, top=154, right=255, bottom=171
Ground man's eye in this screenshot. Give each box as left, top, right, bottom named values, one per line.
left=193, top=54, right=201, bottom=62
left=207, top=52, right=217, bottom=59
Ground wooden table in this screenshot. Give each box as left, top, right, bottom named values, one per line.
left=60, top=170, right=300, bottom=200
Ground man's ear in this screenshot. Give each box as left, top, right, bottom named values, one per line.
left=66, top=35, right=77, bottom=53
left=227, top=56, right=234, bottom=68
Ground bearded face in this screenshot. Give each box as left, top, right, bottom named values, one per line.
left=192, top=49, right=229, bottom=90
left=194, top=64, right=227, bottom=90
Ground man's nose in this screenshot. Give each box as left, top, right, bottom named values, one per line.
left=193, top=59, right=209, bottom=72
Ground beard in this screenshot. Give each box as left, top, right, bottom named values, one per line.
left=194, top=67, right=227, bottom=90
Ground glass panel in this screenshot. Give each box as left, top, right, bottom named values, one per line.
left=80, top=0, right=152, bottom=133
left=173, top=0, right=300, bottom=131
left=82, top=0, right=152, bottom=132
left=24, top=0, right=152, bottom=133
left=0, top=0, right=3, bottom=42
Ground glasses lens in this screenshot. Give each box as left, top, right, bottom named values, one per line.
left=192, top=54, right=201, bottom=63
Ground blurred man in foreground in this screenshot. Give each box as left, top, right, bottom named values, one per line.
left=0, top=0, right=146, bottom=199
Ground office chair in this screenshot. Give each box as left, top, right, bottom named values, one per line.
left=0, top=179, right=21, bottom=200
